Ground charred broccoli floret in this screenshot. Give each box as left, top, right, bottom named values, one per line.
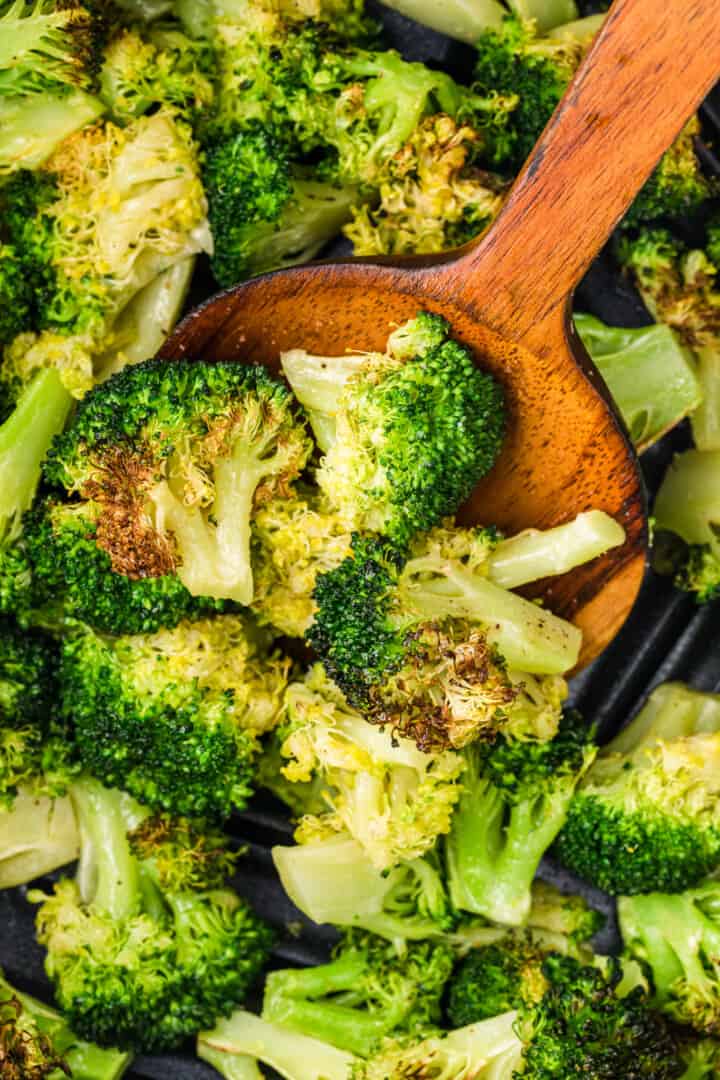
left=446, top=711, right=596, bottom=925
left=60, top=614, right=290, bottom=819
left=32, top=780, right=273, bottom=1052
left=43, top=356, right=312, bottom=608
left=555, top=682, right=720, bottom=895
left=282, top=313, right=506, bottom=544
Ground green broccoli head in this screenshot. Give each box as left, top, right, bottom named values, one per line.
left=447, top=935, right=552, bottom=1027
left=277, top=664, right=464, bottom=870
left=263, top=929, right=454, bottom=1056
left=60, top=613, right=290, bottom=819
left=446, top=711, right=596, bottom=925
left=309, top=528, right=576, bottom=752
left=44, top=356, right=312, bottom=607
left=622, top=118, right=716, bottom=229
left=0, top=245, right=32, bottom=350
left=203, top=123, right=356, bottom=286
left=619, top=879, right=720, bottom=1037
left=554, top=682, right=720, bottom=895
left=32, top=779, right=274, bottom=1053
left=283, top=313, right=506, bottom=546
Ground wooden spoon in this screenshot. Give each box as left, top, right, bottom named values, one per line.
left=161, top=0, right=720, bottom=669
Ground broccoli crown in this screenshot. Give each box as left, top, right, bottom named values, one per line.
left=279, top=664, right=464, bottom=870
left=263, top=929, right=454, bottom=1056
left=447, top=935, right=551, bottom=1027
left=310, top=527, right=571, bottom=752
left=623, top=119, right=716, bottom=229
left=0, top=0, right=107, bottom=99
left=128, top=813, right=239, bottom=892
left=61, top=614, right=290, bottom=818
left=345, top=113, right=508, bottom=257
left=0, top=245, right=32, bottom=351
left=0, top=617, right=57, bottom=729
left=44, top=356, right=312, bottom=606
left=554, top=693, right=720, bottom=895
left=33, top=780, right=274, bottom=1052
left=470, top=14, right=593, bottom=173
left=312, top=313, right=505, bottom=545
left=619, top=880, right=720, bottom=1037
left=0, top=977, right=71, bottom=1078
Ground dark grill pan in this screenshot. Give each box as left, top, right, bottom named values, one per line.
left=2, top=4, right=719, bottom=1076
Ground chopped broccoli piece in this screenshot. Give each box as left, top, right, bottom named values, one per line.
left=526, top=880, right=605, bottom=945
left=43, top=356, right=312, bottom=607
left=277, top=664, right=464, bottom=869
left=0, top=968, right=131, bottom=1080
left=32, top=779, right=273, bottom=1052
left=0, top=87, right=104, bottom=174
left=446, top=711, right=596, bottom=925
left=0, top=788, right=79, bottom=888
left=262, top=930, right=454, bottom=1055
left=621, top=119, right=716, bottom=230
left=310, top=529, right=577, bottom=751
left=653, top=450, right=720, bottom=602
left=282, top=314, right=505, bottom=545
left=574, top=313, right=702, bottom=450
left=447, top=935, right=552, bottom=1026
left=345, top=115, right=508, bottom=257
left=679, top=1039, right=720, bottom=1080
left=60, top=614, right=290, bottom=818
left=0, top=246, right=32, bottom=349
left=555, top=682, right=720, bottom=895
left=619, top=879, right=720, bottom=1036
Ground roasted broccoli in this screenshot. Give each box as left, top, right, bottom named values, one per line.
left=555, top=682, right=720, bottom=895
left=619, top=879, right=720, bottom=1036
left=0, top=787, right=79, bottom=889
left=379, top=0, right=583, bottom=42
left=282, top=313, right=505, bottom=544
left=32, top=780, right=274, bottom=1052
left=262, top=930, right=453, bottom=1055
left=446, top=711, right=596, bottom=925
left=60, top=614, right=290, bottom=819
left=42, top=356, right=312, bottom=612
left=0, top=968, right=131, bottom=1079
left=0, top=245, right=32, bottom=349
left=621, top=119, right=716, bottom=230
left=652, top=450, right=720, bottom=603
left=679, top=1039, right=720, bottom=1080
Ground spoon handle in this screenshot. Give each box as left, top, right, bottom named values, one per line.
left=450, top=0, right=720, bottom=340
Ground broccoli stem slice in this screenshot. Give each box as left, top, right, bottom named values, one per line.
left=446, top=776, right=576, bottom=925
left=605, top=681, right=720, bottom=756
left=70, top=779, right=140, bottom=922
left=401, top=556, right=582, bottom=674
left=198, top=1011, right=356, bottom=1080
left=691, top=345, right=720, bottom=452
left=654, top=449, right=720, bottom=554
left=0, top=789, right=79, bottom=889
left=376, top=0, right=506, bottom=43
left=0, top=367, right=73, bottom=544
left=280, top=351, right=368, bottom=452
left=574, top=313, right=702, bottom=450
left=509, top=0, right=579, bottom=31
left=0, top=89, right=104, bottom=173
left=488, top=511, right=625, bottom=589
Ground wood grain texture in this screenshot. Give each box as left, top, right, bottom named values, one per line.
left=160, top=0, right=720, bottom=668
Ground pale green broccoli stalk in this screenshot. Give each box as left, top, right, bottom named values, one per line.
left=653, top=450, right=720, bottom=603
left=679, top=1040, right=720, bottom=1080
left=276, top=664, right=464, bottom=870
left=377, top=0, right=580, bottom=42
left=446, top=712, right=596, bottom=925
left=574, top=313, right=702, bottom=450
left=282, top=312, right=506, bottom=546
left=555, top=682, right=720, bottom=895
left=198, top=1010, right=355, bottom=1080
left=0, top=789, right=79, bottom=889
left=0, top=969, right=132, bottom=1079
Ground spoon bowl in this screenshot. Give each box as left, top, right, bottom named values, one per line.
left=161, top=0, right=720, bottom=668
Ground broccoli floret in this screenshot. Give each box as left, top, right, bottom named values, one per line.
left=309, top=528, right=578, bottom=751
left=446, top=711, right=596, bottom=925
left=277, top=664, right=464, bottom=870
left=345, top=114, right=508, bottom=256
left=652, top=450, right=720, bottom=602
left=0, top=787, right=79, bottom=889
left=262, top=930, right=454, bottom=1056
left=621, top=118, right=716, bottom=229
left=448, top=935, right=553, bottom=1026
left=0, top=968, right=131, bottom=1080
left=555, top=682, right=720, bottom=895
left=619, top=879, right=720, bottom=1036
left=573, top=313, right=702, bottom=451
left=60, top=613, right=290, bottom=818
left=0, top=246, right=32, bottom=350
left=32, top=779, right=274, bottom=1052
left=282, top=313, right=506, bottom=545
left=203, top=123, right=358, bottom=286
left=44, top=356, right=312, bottom=607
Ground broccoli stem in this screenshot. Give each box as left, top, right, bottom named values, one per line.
left=691, top=345, right=720, bottom=452
left=0, top=90, right=104, bottom=173
left=509, top=0, right=579, bottom=31
left=400, top=556, right=581, bottom=674
left=199, top=1042, right=264, bottom=1080
left=0, top=790, right=79, bottom=889
left=280, top=351, right=368, bottom=452
left=70, top=779, right=140, bottom=922
left=0, top=367, right=73, bottom=544
left=606, top=682, right=720, bottom=756
left=264, top=951, right=409, bottom=1056
left=653, top=449, right=720, bottom=555
left=197, top=1011, right=356, bottom=1080
left=377, top=0, right=505, bottom=43
left=488, top=511, right=625, bottom=589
